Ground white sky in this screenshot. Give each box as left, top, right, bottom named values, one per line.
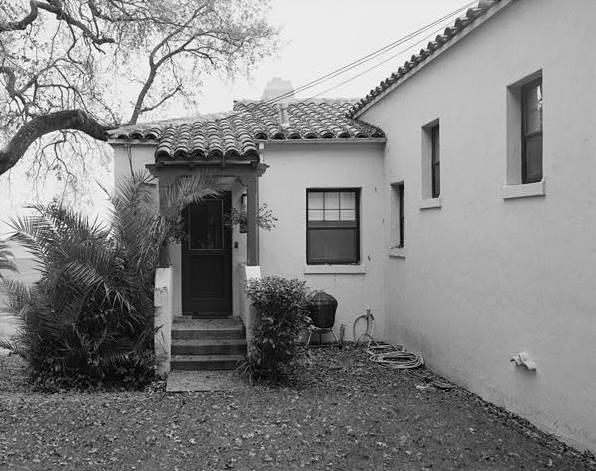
left=0, top=0, right=473, bottom=244
left=192, top=0, right=473, bottom=113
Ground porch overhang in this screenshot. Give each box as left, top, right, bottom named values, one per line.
left=147, top=160, right=268, bottom=267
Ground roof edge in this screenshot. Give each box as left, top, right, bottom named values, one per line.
left=352, top=0, right=515, bottom=119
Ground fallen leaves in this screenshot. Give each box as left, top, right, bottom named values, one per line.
left=0, top=350, right=594, bottom=470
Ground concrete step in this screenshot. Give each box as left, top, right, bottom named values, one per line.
left=181, top=312, right=232, bottom=319
left=171, top=339, right=247, bottom=356
left=170, top=354, right=244, bottom=371
left=171, top=317, right=246, bottom=340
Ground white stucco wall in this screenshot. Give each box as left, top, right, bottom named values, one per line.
left=258, top=142, right=386, bottom=340
left=113, top=141, right=387, bottom=341
left=361, top=0, right=596, bottom=452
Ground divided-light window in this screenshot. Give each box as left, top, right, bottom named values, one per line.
left=306, top=189, right=360, bottom=264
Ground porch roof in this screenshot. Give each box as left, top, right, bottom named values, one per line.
left=107, top=99, right=385, bottom=162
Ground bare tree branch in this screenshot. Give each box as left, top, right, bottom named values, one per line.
left=0, top=110, right=112, bottom=175
left=0, top=0, right=278, bottom=179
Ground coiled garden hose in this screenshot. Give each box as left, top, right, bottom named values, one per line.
left=352, top=309, right=424, bottom=369
left=353, top=308, right=375, bottom=346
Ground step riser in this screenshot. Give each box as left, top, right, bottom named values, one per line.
left=171, top=359, right=240, bottom=370
left=172, top=329, right=245, bottom=340
left=172, top=344, right=246, bottom=355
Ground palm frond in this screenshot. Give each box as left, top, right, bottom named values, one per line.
left=164, top=170, right=225, bottom=215
left=0, top=240, right=17, bottom=279
left=0, top=338, right=29, bottom=359
left=0, top=278, right=33, bottom=317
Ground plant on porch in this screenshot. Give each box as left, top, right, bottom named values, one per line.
left=226, top=202, right=278, bottom=233
left=239, top=276, right=313, bottom=383
left=0, top=171, right=221, bottom=389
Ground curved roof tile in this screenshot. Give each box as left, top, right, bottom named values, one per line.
left=107, top=98, right=385, bottom=162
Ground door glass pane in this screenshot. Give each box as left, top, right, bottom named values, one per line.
left=188, top=200, right=223, bottom=250
left=308, top=192, right=324, bottom=209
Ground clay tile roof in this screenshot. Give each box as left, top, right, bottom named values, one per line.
left=107, top=99, right=385, bottom=162
left=350, top=0, right=510, bottom=117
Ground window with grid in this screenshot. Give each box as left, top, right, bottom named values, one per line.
left=522, top=79, right=543, bottom=184
left=306, top=189, right=360, bottom=264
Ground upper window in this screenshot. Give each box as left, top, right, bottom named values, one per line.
left=306, top=189, right=360, bottom=264
left=421, top=119, right=441, bottom=204
left=522, top=79, right=543, bottom=184
left=431, top=124, right=440, bottom=198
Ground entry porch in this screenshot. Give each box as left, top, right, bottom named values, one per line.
left=148, top=160, right=267, bottom=375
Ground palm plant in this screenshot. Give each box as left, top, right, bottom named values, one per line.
left=0, top=240, right=17, bottom=280
left=0, top=170, right=221, bottom=388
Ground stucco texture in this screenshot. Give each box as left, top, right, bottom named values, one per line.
left=360, top=0, right=596, bottom=452
left=258, top=142, right=386, bottom=341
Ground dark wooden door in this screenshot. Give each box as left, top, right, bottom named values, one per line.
left=181, top=193, right=232, bottom=317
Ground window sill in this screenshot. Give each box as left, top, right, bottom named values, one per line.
left=389, top=246, right=406, bottom=259
left=304, top=264, right=366, bottom=275
left=418, top=197, right=441, bottom=210
left=500, top=180, right=545, bottom=199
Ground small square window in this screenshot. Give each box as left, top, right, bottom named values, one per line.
left=306, top=189, right=360, bottom=264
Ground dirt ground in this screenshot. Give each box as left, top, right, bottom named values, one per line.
left=0, top=347, right=594, bottom=470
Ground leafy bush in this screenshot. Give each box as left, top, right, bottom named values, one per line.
left=240, top=276, right=312, bottom=383
left=0, top=171, right=221, bottom=390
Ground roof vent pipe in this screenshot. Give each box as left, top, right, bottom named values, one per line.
left=278, top=102, right=290, bottom=128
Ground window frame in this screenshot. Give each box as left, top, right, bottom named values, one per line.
left=431, top=124, right=440, bottom=198
left=306, top=188, right=361, bottom=265
left=521, top=78, right=543, bottom=184
left=393, top=182, right=405, bottom=248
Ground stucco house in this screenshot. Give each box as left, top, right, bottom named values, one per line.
left=108, top=0, right=596, bottom=453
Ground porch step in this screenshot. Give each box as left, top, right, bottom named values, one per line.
left=170, top=354, right=244, bottom=371
left=170, top=317, right=247, bottom=371
left=171, top=317, right=245, bottom=340
left=171, top=339, right=247, bottom=355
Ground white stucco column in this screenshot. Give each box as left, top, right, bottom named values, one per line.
left=246, top=175, right=259, bottom=266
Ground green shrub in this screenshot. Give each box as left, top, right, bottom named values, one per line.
left=0, top=171, right=221, bottom=390
left=240, top=276, right=313, bottom=383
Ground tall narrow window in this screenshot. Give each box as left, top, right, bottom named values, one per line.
left=397, top=183, right=405, bottom=248
left=431, top=124, right=440, bottom=198
left=390, top=182, right=405, bottom=250
left=522, top=79, right=543, bottom=183
left=306, top=189, right=360, bottom=264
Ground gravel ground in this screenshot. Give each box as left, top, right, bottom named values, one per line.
left=0, top=347, right=595, bottom=470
